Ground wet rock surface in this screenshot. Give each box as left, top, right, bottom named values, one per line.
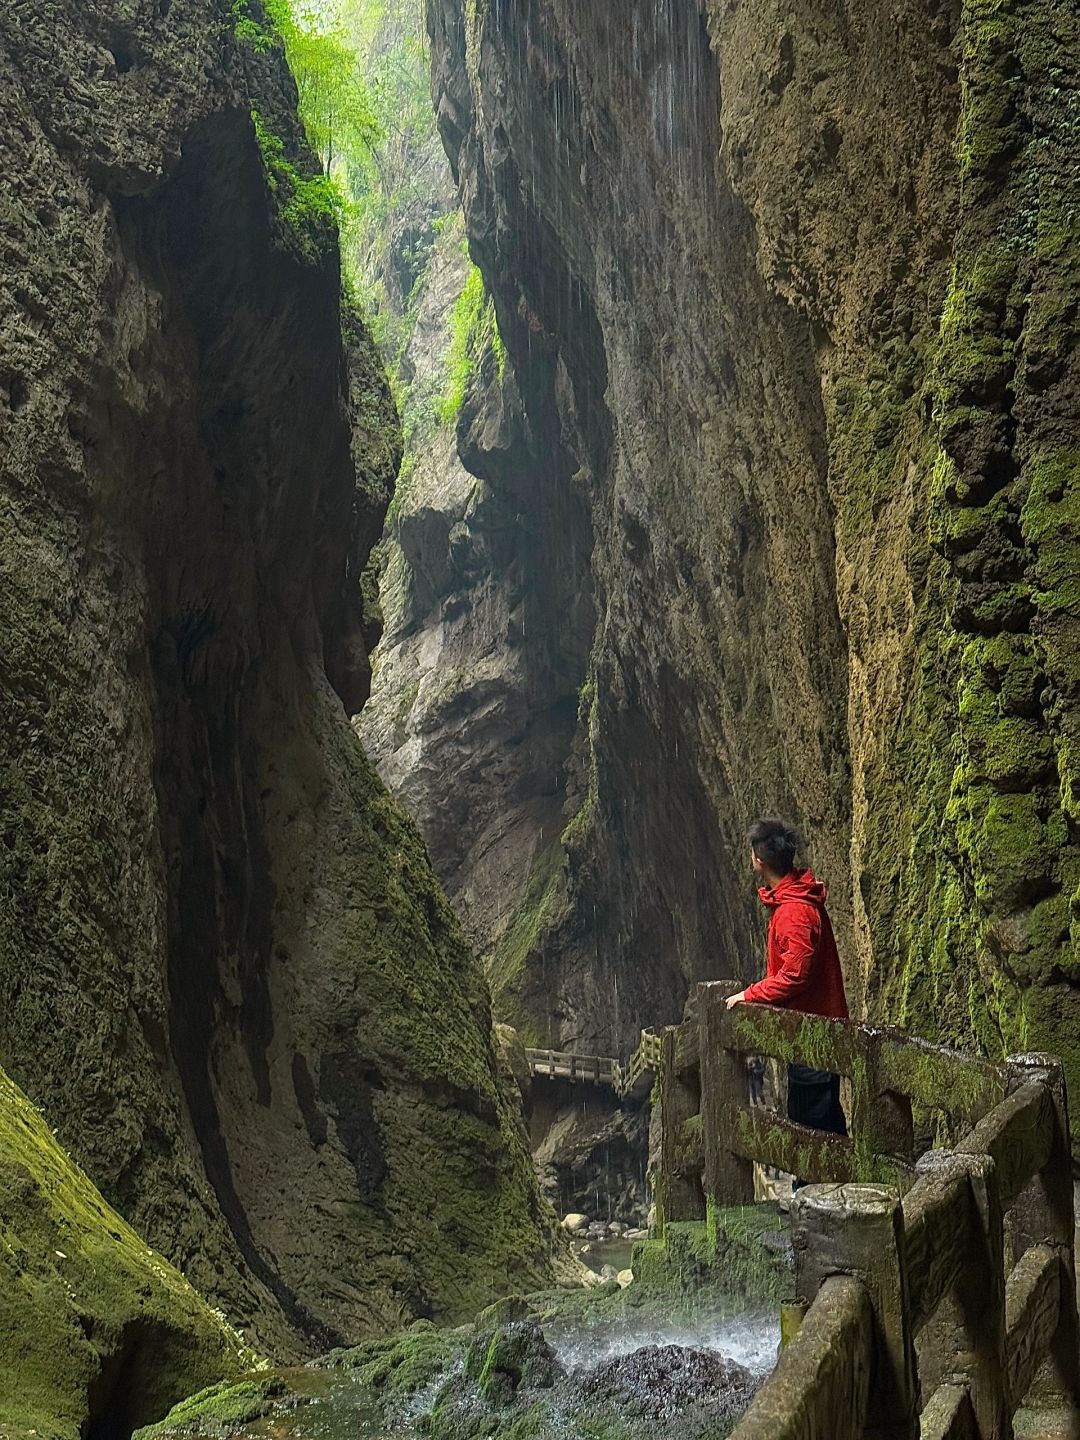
left=533, top=1087, right=650, bottom=1227
left=578, top=1344, right=756, bottom=1423
left=144, top=1218, right=783, bottom=1439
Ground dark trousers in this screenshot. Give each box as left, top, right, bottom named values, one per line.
left=788, top=1064, right=846, bottom=1189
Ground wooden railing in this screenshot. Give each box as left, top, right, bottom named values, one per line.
left=523, top=1049, right=616, bottom=1086
left=654, top=980, right=1080, bottom=1439
left=525, top=1029, right=662, bottom=1098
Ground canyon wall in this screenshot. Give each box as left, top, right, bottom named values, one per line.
left=411, top=0, right=1080, bottom=1102
left=0, top=0, right=554, bottom=1361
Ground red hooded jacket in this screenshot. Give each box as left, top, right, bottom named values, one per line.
left=743, top=868, right=848, bottom=1019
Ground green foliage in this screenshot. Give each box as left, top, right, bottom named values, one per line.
left=251, top=109, right=347, bottom=255
left=265, top=0, right=381, bottom=171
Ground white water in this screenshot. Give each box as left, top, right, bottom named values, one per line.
left=549, top=1310, right=779, bottom=1379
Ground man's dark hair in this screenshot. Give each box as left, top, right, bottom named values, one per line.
left=747, top=817, right=798, bottom=876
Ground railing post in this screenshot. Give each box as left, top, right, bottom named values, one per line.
left=912, top=1150, right=1009, bottom=1440
left=656, top=1026, right=705, bottom=1226
left=792, top=1183, right=917, bottom=1440
left=699, top=981, right=754, bottom=1208
left=1005, top=1054, right=1080, bottom=1421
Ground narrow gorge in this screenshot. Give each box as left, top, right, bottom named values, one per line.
left=0, top=0, right=1076, bottom=1435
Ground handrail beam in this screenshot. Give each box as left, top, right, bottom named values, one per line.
left=728, top=1275, right=872, bottom=1440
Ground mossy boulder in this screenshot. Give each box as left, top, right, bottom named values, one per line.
left=463, top=1321, right=563, bottom=1403
left=317, top=1319, right=462, bottom=1397
left=0, top=1067, right=246, bottom=1439
left=131, top=1378, right=286, bottom=1440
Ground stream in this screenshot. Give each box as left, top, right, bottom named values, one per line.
left=211, top=1305, right=778, bottom=1440
left=146, top=1213, right=793, bottom=1440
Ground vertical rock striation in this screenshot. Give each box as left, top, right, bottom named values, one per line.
left=359, top=225, right=595, bottom=1036
left=423, top=0, right=1080, bottom=1106
left=426, top=0, right=851, bottom=1056
left=0, top=0, right=554, bottom=1359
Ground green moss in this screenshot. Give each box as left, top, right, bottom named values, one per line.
left=436, top=264, right=504, bottom=425
left=1021, top=451, right=1080, bottom=626
left=728, top=1009, right=841, bottom=1074
left=132, top=1378, right=285, bottom=1440
left=321, top=1321, right=462, bottom=1396
left=561, top=670, right=601, bottom=855
left=856, top=0, right=1080, bottom=1129
left=251, top=109, right=346, bottom=259
left=632, top=1212, right=789, bottom=1307
left=488, top=841, right=568, bottom=1020
left=0, top=1068, right=246, bottom=1439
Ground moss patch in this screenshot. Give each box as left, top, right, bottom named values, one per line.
left=132, top=1378, right=286, bottom=1440
left=852, top=0, right=1080, bottom=1127
left=0, top=1068, right=246, bottom=1439
left=488, top=840, right=569, bottom=1033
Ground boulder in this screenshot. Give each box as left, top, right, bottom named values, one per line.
left=465, top=1322, right=564, bottom=1404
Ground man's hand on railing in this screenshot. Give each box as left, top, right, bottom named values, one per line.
left=725, top=990, right=747, bottom=1010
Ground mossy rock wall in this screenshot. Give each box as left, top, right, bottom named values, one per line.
left=0, top=0, right=553, bottom=1362
left=424, top=0, right=1080, bottom=1114
left=0, top=1066, right=246, bottom=1439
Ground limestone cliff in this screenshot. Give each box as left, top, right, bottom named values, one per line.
left=422, top=0, right=1080, bottom=1106
left=0, top=0, right=553, bottom=1360
left=359, top=222, right=594, bottom=1028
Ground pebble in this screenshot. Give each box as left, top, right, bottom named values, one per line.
left=616, top=1268, right=634, bottom=1288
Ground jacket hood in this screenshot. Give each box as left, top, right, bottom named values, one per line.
left=758, top=867, right=827, bottom=908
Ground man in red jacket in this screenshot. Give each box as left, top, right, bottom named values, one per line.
left=725, top=816, right=848, bottom=1140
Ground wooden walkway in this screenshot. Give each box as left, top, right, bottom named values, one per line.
left=525, top=1030, right=663, bottom=1099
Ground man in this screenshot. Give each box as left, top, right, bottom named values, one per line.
left=725, top=816, right=848, bottom=1140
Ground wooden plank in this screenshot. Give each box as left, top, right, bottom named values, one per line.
left=956, top=1080, right=1055, bottom=1208
left=658, top=1030, right=705, bottom=1221
left=1005, top=1244, right=1060, bottom=1407
left=902, top=1162, right=973, bottom=1331
left=728, top=1275, right=872, bottom=1440
left=920, top=1383, right=978, bottom=1440
left=792, top=1183, right=918, bottom=1436
left=700, top=983, right=755, bottom=1204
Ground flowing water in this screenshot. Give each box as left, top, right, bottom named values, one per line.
left=230, top=1306, right=779, bottom=1440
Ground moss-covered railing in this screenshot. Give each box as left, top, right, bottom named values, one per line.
left=656, top=981, right=1080, bottom=1439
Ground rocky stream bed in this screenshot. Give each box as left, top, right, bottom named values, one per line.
left=135, top=1214, right=790, bottom=1440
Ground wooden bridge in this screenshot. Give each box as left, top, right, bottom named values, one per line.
left=538, top=980, right=1080, bottom=1439
left=525, top=1029, right=662, bottom=1099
